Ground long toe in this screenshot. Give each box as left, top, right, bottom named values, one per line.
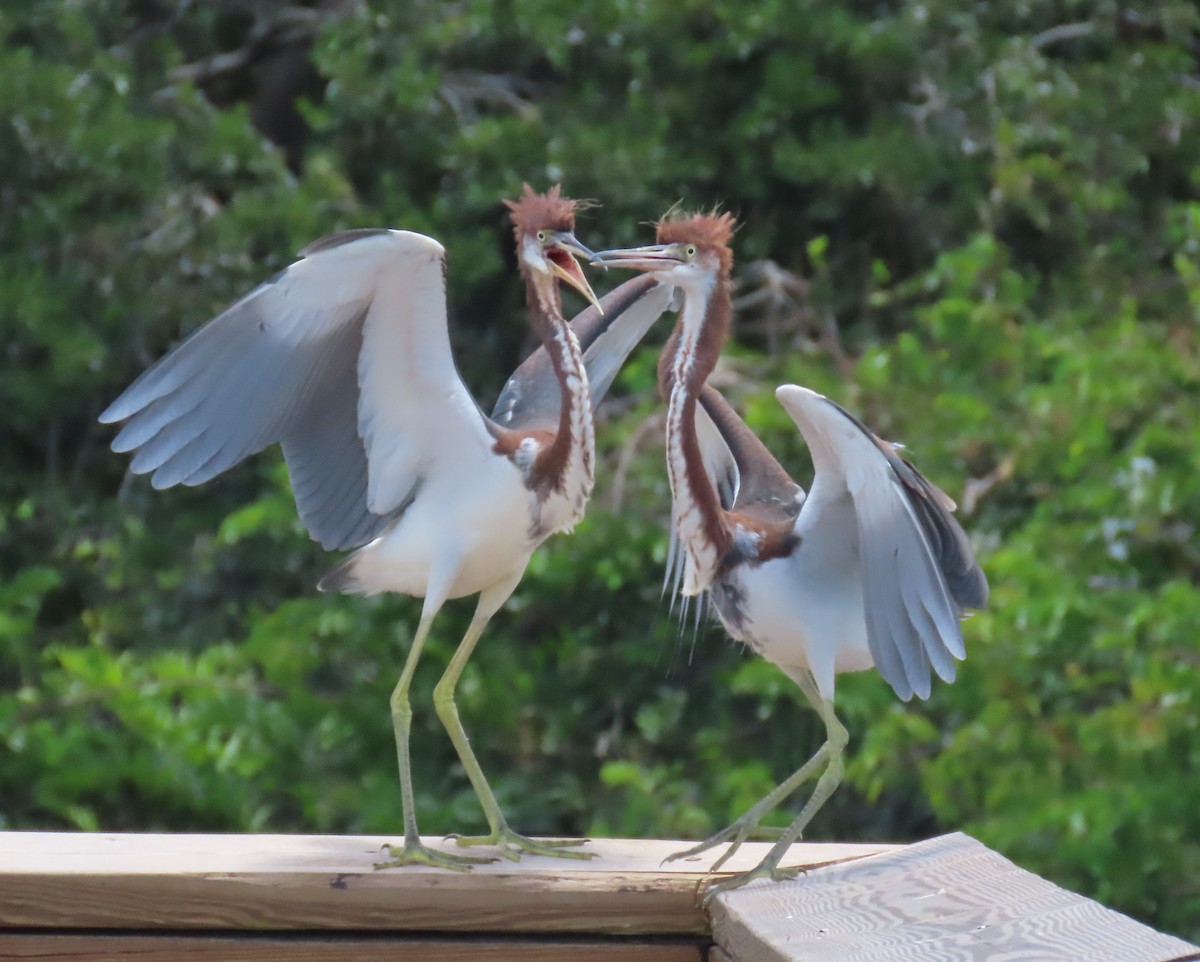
left=524, top=836, right=593, bottom=847
left=665, top=819, right=757, bottom=867
left=374, top=840, right=499, bottom=871
left=701, top=864, right=802, bottom=906
left=454, top=828, right=595, bottom=861
left=665, top=838, right=721, bottom=864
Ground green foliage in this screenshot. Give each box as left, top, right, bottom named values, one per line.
left=2, top=0, right=1199, bottom=941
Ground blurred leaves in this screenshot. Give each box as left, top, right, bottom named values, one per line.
left=2, top=0, right=1199, bottom=942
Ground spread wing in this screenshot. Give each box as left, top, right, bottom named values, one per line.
left=775, top=385, right=987, bottom=701
left=100, top=229, right=494, bottom=551
left=491, top=275, right=674, bottom=432
left=697, top=386, right=803, bottom=517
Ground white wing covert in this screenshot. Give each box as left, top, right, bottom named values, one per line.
left=352, top=234, right=494, bottom=515
left=100, top=229, right=491, bottom=550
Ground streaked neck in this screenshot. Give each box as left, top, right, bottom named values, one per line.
left=662, top=281, right=733, bottom=592
left=528, top=278, right=595, bottom=502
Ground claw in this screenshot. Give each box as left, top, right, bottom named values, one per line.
left=664, top=814, right=765, bottom=869
left=374, top=839, right=499, bottom=871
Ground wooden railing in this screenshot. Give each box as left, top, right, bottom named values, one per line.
left=0, top=831, right=1195, bottom=961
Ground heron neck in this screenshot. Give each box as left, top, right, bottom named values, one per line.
left=527, top=278, right=595, bottom=500
left=661, top=280, right=733, bottom=590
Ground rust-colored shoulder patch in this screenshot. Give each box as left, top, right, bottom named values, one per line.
left=488, top=423, right=562, bottom=493
left=724, top=509, right=800, bottom=569
left=504, top=184, right=577, bottom=236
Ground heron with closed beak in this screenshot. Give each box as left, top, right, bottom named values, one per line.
left=593, top=213, right=988, bottom=898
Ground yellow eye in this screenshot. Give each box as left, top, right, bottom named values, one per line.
left=536, top=230, right=547, bottom=243
left=685, top=245, right=697, bottom=258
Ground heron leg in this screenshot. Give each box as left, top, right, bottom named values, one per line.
left=376, top=603, right=496, bottom=871
left=665, top=743, right=830, bottom=871
left=666, top=667, right=830, bottom=872
left=701, top=696, right=849, bottom=903
left=435, top=573, right=594, bottom=861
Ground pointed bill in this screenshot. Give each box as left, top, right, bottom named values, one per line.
left=548, top=231, right=604, bottom=314
left=589, top=244, right=687, bottom=273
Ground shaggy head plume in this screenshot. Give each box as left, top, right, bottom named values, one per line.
left=505, top=184, right=577, bottom=239
left=656, top=211, right=736, bottom=274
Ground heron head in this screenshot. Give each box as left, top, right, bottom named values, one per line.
left=590, top=211, right=735, bottom=297
left=505, top=184, right=602, bottom=313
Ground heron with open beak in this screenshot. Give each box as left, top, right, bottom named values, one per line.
left=100, top=186, right=676, bottom=868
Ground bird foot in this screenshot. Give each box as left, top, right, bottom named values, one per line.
left=664, top=816, right=770, bottom=871
left=374, top=839, right=498, bottom=871
left=450, top=827, right=595, bottom=861
left=701, top=862, right=803, bottom=906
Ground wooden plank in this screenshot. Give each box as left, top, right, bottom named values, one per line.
left=710, top=832, right=1200, bottom=962
left=0, top=934, right=705, bottom=962
left=0, top=833, right=890, bottom=937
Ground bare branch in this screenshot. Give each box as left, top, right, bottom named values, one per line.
left=167, top=7, right=329, bottom=87
left=960, top=455, right=1015, bottom=515
left=733, top=259, right=856, bottom=377
left=439, top=71, right=542, bottom=124
left=609, top=411, right=665, bottom=513
left=1029, top=22, right=1095, bottom=52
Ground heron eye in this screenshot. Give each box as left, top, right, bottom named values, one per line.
left=536, top=230, right=547, bottom=243
left=685, top=245, right=697, bottom=258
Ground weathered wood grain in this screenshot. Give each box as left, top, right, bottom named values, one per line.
left=710, top=832, right=1200, bottom=962
left=0, top=833, right=889, bottom=937
left=0, top=934, right=705, bottom=962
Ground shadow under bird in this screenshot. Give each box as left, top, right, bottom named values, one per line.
left=99, top=186, right=675, bottom=869
left=592, top=213, right=988, bottom=899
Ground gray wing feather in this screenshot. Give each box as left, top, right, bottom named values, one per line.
left=777, top=385, right=986, bottom=703
left=279, top=319, right=393, bottom=550
left=581, top=279, right=674, bottom=411
left=826, top=397, right=989, bottom=612
left=113, top=293, right=302, bottom=485
left=697, top=386, right=801, bottom=515
left=890, top=456, right=989, bottom=611
left=100, top=231, right=417, bottom=551
left=493, top=275, right=671, bottom=431
left=854, top=478, right=961, bottom=700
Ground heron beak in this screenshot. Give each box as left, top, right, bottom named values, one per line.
left=589, top=244, right=686, bottom=273
left=547, top=232, right=604, bottom=314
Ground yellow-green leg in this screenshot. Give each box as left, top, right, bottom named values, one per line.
left=701, top=692, right=849, bottom=904
left=375, top=606, right=497, bottom=871
left=665, top=742, right=831, bottom=870
left=434, top=576, right=593, bottom=861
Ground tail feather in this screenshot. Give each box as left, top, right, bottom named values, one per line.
left=318, top=547, right=370, bottom=594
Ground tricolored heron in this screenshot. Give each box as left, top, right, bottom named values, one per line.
left=99, top=186, right=674, bottom=868
left=593, top=213, right=988, bottom=898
